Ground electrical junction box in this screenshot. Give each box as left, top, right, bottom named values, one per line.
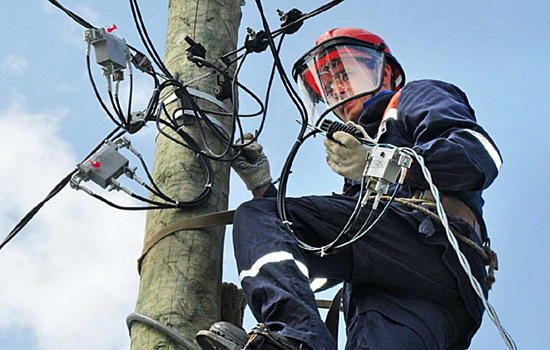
left=366, top=147, right=402, bottom=184
left=84, top=28, right=128, bottom=71
left=78, top=141, right=129, bottom=188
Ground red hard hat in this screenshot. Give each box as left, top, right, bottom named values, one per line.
left=314, top=28, right=405, bottom=91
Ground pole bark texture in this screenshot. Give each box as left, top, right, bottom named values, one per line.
left=131, top=1, right=242, bottom=349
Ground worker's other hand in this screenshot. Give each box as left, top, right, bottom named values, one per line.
left=232, top=133, right=272, bottom=191
left=324, top=123, right=371, bottom=180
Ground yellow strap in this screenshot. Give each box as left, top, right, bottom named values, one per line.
left=137, top=210, right=235, bottom=274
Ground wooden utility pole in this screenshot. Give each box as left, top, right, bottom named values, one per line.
left=130, top=1, right=242, bottom=349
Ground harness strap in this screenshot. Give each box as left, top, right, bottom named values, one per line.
left=137, top=210, right=235, bottom=274
left=391, top=196, right=498, bottom=290
left=412, top=189, right=482, bottom=241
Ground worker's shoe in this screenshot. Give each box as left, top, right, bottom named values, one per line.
left=244, top=324, right=311, bottom=350
left=196, top=321, right=248, bottom=350
left=196, top=322, right=311, bottom=350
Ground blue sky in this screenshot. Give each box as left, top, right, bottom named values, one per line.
left=0, top=0, right=548, bottom=349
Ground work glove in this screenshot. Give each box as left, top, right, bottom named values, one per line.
left=232, top=133, right=272, bottom=191
left=324, top=121, right=372, bottom=180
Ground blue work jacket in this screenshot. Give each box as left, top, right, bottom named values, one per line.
left=350, top=79, right=502, bottom=241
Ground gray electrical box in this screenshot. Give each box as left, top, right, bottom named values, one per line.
left=78, top=141, right=129, bottom=188
left=85, top=28, right=128, bottom=71
left=366, top=147, right=402, bottom=184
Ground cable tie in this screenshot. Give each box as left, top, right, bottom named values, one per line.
left=205, top=183, right=213, bottom=189
left=282, top=220, right=293, bottom=226
left=174, top=201, right=180, bottom=209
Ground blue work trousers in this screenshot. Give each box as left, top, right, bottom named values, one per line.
left=232, top=195, right=485, bottom=350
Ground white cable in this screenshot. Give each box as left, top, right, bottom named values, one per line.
left=400, top=147, right=517, bottom=350
left=296, top=157, right=385, bottom=254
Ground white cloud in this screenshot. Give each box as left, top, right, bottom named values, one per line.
left=41, top=3, right=101, bottom=49
left=74, top=5, right=101, bottom=25
left=0, top=98, right=145, bottom=350
left=56, top=81, right=81, bottom=94
left=1, top=55, right=28, bottom=77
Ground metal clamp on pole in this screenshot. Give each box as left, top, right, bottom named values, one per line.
left=158, top=87, right=233, bottom=138
left=161, top=86, right=232, bottom=113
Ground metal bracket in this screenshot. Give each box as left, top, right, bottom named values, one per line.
left=161, top=87, right=232, bottom=114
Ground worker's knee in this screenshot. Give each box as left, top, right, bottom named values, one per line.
left=234, top=197, right=278, bottom=226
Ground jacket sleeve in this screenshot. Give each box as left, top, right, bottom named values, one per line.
left=398, top=80, right=502, bottom=192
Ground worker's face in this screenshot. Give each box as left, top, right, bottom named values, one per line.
left=317, top=53, right=392, bottom=122
left=294, top=43, right=393, bottom=126
left=330, top=64, right=393, bottom=122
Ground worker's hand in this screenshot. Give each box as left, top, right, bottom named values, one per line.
left=232, top=133, right=272, bottom=191
left=324, top=122, right=372, bottom=180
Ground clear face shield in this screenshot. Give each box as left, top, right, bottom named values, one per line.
left=293, top=39, right=386, bottom=126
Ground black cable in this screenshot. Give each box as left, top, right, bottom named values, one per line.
left=47, top=0, right=95, bottom=29
left=46, top=0, right=160, bottom=71
left=186, top=56, right=266, bottom=119
left=126, top=68, right=134, bottom=126
left=133, top=153, right=175, bottom=203
left=129, top=193, right=176, bottom=207
left=142, top=79, right=162, bottom=123
left=142, top=183, right=176, bottom=204
left=253, top=34, right=286, bottom=142
left=93, top=127, right=127, bottom=154
left=155, top=103, right=201, bottom=154
left=0, top=171, right=76, bottom=251
left=254, top=0, right=308, bottom=126
left=270, top=0, right=345, bottom=38
left=190, top=23, right=294, bottom=164
left=153, top=108, right=214, bottom=206
left=219, top=0, right=345, bottom=62
left=50, top=0, right=162, bottom=133
left=154, top=83, right=239, bottom=162
left=193, top=55, right=252, bottom=160
left=90, top=193, right=173, bottom=211
left=254, top=0, right=348, bottom=125
left=109, top=89, right=127, bottom=126
left=275, top=130, right=320, bottom=232
left=45, top=0, right=349, bottom=221
left=129, top=0, right=172, bottom=78
left=253, top=0, right=312, bottom=229
left=86, top=52, right=125, bottom=128
left=224, top=34, right=288, bottom=162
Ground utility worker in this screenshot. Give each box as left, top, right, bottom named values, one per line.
left=199, top=28, right=502, bottom=350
